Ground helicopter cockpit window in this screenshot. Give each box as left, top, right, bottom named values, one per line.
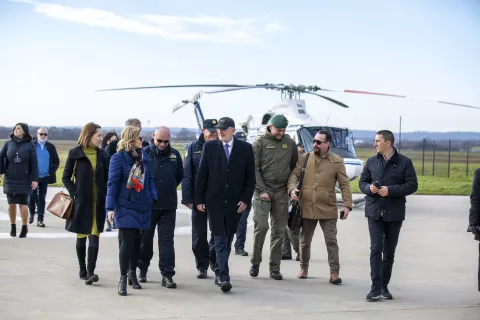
left=298, top=126, right=357, bottom=159
left=262, top=114, right=272, bottom=125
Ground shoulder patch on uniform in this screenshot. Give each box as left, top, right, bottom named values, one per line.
left=266, top=145, right=276, bottom=149
left=282, top=144, right=288, bottom=149
left=170, top=154, right=177, bottom=159
left=184, top=149, right=188, bottom=158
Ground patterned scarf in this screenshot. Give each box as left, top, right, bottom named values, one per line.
left=126, top=149, right=145, bottom=192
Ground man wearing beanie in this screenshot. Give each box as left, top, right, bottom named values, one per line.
left=250, top=114, right=298, bottom=280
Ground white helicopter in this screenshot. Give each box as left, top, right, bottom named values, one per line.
left=97, top=83, right=479, bottom=207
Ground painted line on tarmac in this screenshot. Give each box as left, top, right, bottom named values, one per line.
left=0, top=225, right=193, bottom=239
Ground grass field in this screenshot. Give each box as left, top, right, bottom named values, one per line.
left=1, top=140, right=478, bottom=195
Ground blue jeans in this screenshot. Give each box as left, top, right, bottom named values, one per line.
left=138, top=209, right=176, bottom=277
left=214, top=234, right=234, bottom=282
left=234, top=203, right=251, bottom=250
left=28, top=177, right=49, bottom=221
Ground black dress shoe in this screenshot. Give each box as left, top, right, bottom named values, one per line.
left=138, top=270, right=147, bottom=283
left=79, top=268, right=87, bottom=280
left=37, top=220, right=45, bottom=227
left=85, top=272, right=99, bottom=285
left=250, top=264, right=259, bottom=277
left=270, top=271, right=283, bottom=280
left=197, top=269, right=207, bottom=279
left=118, top=275, right=127, bottom=296
left=28, top=214, right=34, bottom=224
left=214, top=276, right=222, bottom=287
left=161, top=276, right=177, bottom=289
left=220, top=281, right=232, bottom=292
left=235, top=249, right=248, bottom=256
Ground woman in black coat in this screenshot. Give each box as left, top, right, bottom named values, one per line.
left=62, top=122, right=110, bottom=285
left=0, top=123, right=38, bottom=238
left=468, top=168, right=480, bottom=292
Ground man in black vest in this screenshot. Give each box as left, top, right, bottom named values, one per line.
left=138, top=126, right=183, bottom=289
left=182, top=119, right=218, bottom=278
left=196, top=117, right=255, bottom=292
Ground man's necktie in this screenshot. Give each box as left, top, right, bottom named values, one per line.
left=224, top=143, right=230, bottom=161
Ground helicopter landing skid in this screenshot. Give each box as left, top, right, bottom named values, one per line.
left=335, top=187, right=366, bottom=208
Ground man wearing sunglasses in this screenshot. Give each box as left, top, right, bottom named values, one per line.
left=28, top=127, right=59, bottom=227
left=288, top=130, right=352, bottom=284
left=138, top=126, right=184, bottom=289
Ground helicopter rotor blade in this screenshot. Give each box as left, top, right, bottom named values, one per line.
left=96, top=84, right=254, bottom=92
left=303, top=91, right=349, bottom=108
left=320, top=88, right=480, bottom=110
left=204, top=85, right=279, bottom=94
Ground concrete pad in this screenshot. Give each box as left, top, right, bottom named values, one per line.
left=0, top=187, right=479, bottom=320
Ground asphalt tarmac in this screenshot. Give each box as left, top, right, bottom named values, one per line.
left=0, top=187, right=478, bottom=320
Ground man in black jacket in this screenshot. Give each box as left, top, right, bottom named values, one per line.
left=28, top=127, right=60, bottom=227
left=195, top=117, right=255, bottom=292
left=138, top=126, right=183, bottom=289
left=468, top=168, right=480, bottom=291
left=182, top=119, right=218, bottom=279
left=359, top=130, right=418, bottom=301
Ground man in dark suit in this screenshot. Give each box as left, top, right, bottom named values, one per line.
left=195, top=117, right=255, bottom=292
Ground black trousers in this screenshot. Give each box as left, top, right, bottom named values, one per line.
left=214, top=234, right=235, bottom=282
left=118, top=228, right=142, bottom=275
left=138, top=209, right=176, bottom=277
left=368, top=217, right=403, bottom=289
left=191, top=208, right=216, bottom=271
left=478, top=242, right=480, bottom=292
left=28, top=177, right=49, bottom=220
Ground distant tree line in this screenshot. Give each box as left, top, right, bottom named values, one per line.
left=0, top=126, right=197, bottom=142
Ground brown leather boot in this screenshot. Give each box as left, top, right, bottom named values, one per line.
left=298, top=267, right=308, bottom=279
left=329, top=273, right=342, bottom=285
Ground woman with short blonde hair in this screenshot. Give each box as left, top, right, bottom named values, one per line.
left=106, top=125, right=157, bottom=296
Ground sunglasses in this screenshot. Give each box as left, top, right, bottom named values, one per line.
left=156, top=139, right=169, bottom=144
left=313, top=139, right=327, bottom=145
left=38, top=133, right=48, bottom=136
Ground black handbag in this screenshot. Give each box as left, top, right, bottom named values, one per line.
left=288, top=153, right=310, bottom=232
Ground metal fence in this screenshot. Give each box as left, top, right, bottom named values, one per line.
left=355, top=140, right=480, bottom=178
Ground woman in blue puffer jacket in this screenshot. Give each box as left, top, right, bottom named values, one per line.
left=106, top=126, right=157, bottom=296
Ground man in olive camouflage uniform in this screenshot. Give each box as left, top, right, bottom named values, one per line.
left=250, top=115, right=298, bottom=280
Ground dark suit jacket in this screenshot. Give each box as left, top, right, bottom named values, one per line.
left=195, top=137, right=255, bottom=236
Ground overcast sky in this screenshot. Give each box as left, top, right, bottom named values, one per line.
left=1, top=0, right=479, bottom=132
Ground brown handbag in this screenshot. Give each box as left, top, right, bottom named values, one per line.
left=47, top=160, right=76, bottom=220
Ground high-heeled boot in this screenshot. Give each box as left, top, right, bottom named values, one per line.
left=76, top=240, right=87, bottom=280
left=19, top=225, right=28, bottom=238
left=118, top=275, right=127, bottom=296
left=10, top=224, right=16, bottom=237
left=85, top=245, right=99, bottom=285
left=128, top=271, right=142, bottom=289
